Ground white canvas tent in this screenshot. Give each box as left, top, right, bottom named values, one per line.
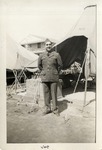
left=54, top=5, right=96, bottom=77
left=53, top=5, right=96, bottom=109
left=6, top=34, right=39, bottom=93
left=6, top=34, right=39, bottom=70
left=70, top=5, right=96, bottom=78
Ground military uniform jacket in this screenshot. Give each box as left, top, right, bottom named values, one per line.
left=38, top=51, right=63, bottom=82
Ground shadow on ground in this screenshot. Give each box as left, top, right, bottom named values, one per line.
left=58, top=99, right=73, bottom=113
left=62, top=82, right=96, bottom=97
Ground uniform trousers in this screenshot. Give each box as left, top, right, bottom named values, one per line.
left=42, top=82, right=58, bottom=111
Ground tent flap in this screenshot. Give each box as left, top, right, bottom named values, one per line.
left=54, top=36, right=87, bottom=69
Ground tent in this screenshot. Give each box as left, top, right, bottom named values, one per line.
left=53, top=5, right=96, bottom=109
left=53, top=5, right=96, bottom=78
left=6, top=35, right=39, bottom=70
left=6, top=35, right=39, bottom=93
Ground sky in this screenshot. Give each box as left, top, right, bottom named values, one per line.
left=1, top=0, right=97, bottom=43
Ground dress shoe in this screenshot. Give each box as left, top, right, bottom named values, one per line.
left=53, top=109, right=60, bottom=116
left=42, top=109, right=52, bottom=116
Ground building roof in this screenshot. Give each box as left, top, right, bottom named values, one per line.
left=20, top=34, right=46, bottom=45
left=20, top=34, right=57, bottom=45
left=33, top=50, right=46, bottom=55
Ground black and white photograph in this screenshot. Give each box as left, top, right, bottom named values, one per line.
left=0, top=0, right=102, bottom=149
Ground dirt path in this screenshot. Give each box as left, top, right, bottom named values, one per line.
left=7, top=87, right=96, bottom=143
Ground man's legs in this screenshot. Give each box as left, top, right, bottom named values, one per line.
left=43, top=82, right=51, bottom=113
left=50, top=82, right=58, bottom=112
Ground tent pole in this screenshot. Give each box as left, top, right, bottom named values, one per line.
left=83, top=76, right=88, bottom=111
left=73, top=71, right=82, bottom=93
left=23, top=68, right=27, bottom=85
left=82, top=47, right=90, bottom=112
left=15, top=69, right=27, bottom=90
left=11, top=69, right=23, bottom=94
left=13, top=70, right=17, bottom=94
left=14, top=70, right=22, bottom=87
left=73, top=51, right=87, bottom=93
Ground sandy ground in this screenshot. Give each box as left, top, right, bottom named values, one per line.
left=7, top=85, right=96, bottom=143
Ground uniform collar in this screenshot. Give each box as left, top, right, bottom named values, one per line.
left=45, top=50, right=55, bottom=57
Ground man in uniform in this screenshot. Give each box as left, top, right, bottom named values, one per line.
left=38, top=40, right=63, bottom=115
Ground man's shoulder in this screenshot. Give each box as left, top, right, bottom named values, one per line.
left=53, top=51, right=59, bottom=57
left=52, top=51, right=59, bottom=56
left=39, top=52, right=47, bottom=57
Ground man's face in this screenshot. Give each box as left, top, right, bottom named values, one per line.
left=45, top=41, right=52, bottom=52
